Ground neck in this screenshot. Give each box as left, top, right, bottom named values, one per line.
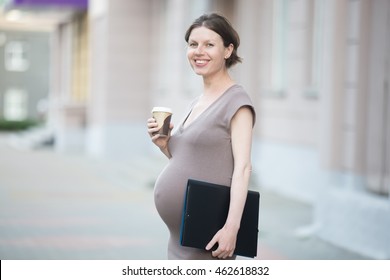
left=202, top=71, right=234, bottom=96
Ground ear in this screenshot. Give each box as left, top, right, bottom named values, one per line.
left=224, top=43, right=234, bottom=59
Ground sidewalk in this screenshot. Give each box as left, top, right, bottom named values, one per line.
left=0, top=133, right=370, bottom=260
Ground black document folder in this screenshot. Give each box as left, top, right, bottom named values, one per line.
left=180, top=179, right=260, bottom=258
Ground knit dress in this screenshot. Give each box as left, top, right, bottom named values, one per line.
left=154, top=84, right=255, bottom=259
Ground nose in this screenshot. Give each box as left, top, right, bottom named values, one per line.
left=194, top=45, right=204, bottom=55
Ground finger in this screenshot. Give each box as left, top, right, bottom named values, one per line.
left=205, top=237, right=218, bottom=251
left=147, top=127, right=157, bottom=135
left=213, top=246, right=233, bottom=259
left=212, top=247, right=224, bottom=258
left=223, top=250, right=233, bottom=259
left=151, top=134, right=161, bottom=141
left=218, top=253, right=226, bottom=259
left=147, top=118, right=156, bottom=123
left=219, top=251, right=230, bottom=259
left=147, top=122, right=158, bottom=129
left=214, top=250, right=226, bottom=259
left=148, top=128, right=159, bottom=135
left=148, top=130, right=158, bottom=137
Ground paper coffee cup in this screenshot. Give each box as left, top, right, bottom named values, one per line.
left=152, top=107, right=172, bottom=136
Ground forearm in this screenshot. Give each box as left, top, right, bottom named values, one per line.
left=224, top=163, right=252, bottom=231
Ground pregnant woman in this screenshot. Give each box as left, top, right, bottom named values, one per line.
left=147, top=13, right=255, bottom=260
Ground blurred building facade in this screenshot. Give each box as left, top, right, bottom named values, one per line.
left=0, top=29, right=50, bottom=122
left=0, top=0, right=389, bottom=259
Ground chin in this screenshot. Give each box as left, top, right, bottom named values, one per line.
left=192, top=69, right=206, bottom=76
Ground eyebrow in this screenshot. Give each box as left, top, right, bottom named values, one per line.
left=188, top=38, right=216, bottom=44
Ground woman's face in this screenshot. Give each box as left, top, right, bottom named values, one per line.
left=187, top=26, right=232, bottom=78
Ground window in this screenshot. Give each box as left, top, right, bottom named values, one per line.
left=3, top=88, right=28, bottom=121
left=270, top=0, right=288, bottom=97
left=4, top=41, right=29, bottom=72
left=304, top=0, right=323, bottom=99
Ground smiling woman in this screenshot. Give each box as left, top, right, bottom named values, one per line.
left=185, top=26, right=232, bottom=80
left=185, top=13, right=241, bottom=69
left=147, top=13, right=256, bottom=260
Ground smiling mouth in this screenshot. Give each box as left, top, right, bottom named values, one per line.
left=194, top=59, right=208, bottom=65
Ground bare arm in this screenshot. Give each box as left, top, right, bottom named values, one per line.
left=225, top=106, right=253, bottom=232
left=206, top=106, right=254, bottom=258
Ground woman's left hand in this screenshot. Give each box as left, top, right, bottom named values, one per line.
left=205, top=226, right=238, bottom=259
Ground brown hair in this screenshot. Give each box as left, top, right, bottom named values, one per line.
left=184, top=13, right=242, bottom=68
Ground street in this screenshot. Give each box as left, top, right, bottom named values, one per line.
left=0, top=133, right=369, bottom=260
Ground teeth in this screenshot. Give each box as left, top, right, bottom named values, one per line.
left=195, top=60, right=207, bottom=64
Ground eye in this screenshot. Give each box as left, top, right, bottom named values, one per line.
left=206, top=43, right=214, bottom=47
left=188, top=42, right=197, bottom=48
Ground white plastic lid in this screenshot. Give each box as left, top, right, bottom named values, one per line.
left=152, top=107, right=172, bottom=113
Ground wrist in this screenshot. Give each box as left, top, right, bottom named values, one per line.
left=160, top=146, right=172, bottom=159
left=224, top=222, right=240, bottom=233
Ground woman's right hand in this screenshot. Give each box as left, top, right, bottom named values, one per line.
left=147, top=118, right=174, bottom=157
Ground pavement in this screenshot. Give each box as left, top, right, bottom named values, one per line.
left=0, top=132, right=371, bottom=260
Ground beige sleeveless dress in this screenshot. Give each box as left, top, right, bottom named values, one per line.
left=154, top=84, right=255, bottom=260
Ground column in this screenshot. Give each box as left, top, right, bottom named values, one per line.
left=366, top=0, right=390, bottom=196
left=87, top=0, right=154, bottom=160
left=318, top=0, right=347, bottom=171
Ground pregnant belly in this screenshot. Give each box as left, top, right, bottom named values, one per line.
left=154, top=164, right=188, bottom=233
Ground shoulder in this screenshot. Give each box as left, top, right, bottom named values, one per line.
left=227, top=84, right=248, bottom=95
left=223, top=84, right=256, bottom=126
left=226, top=85, right=253, bottom=104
